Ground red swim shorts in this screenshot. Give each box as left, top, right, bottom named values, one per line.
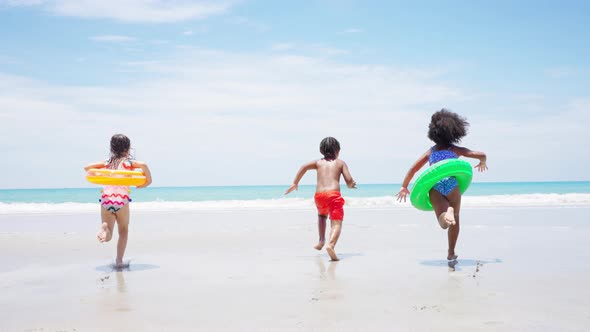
left=314, top=191, right=345, bottom=221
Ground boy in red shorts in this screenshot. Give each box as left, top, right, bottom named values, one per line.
left=285, top=137, right=357, bottom=261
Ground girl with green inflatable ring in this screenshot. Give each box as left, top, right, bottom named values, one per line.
left=396, top=109, right=488, bottom=261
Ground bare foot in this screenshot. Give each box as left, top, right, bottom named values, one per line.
left=437, top=214, right=450, bottom=230
left=314, top=240, right=325, bottom=250
left=326, top=246, right=339, bottom=261
left=445, top=207, right=456, bottom=226
left=97, top=224, right=111, bottom=243
left=114, top=260, right=130, bottom=270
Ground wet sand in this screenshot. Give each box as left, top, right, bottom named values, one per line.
left=1, top=207, right=589, bottom=331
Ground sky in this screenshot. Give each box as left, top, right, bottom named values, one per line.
left=0, top=0, right=589, bottom=189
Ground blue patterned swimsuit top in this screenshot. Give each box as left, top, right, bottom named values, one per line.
left=429, top=146, right=459, bottom=196
left=429, top=147, right=458, bottom=165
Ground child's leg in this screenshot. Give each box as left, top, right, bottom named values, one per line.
left=98, top=207, right=116, bottom=242
left=314, top=215, right=327, bottom=250
left=114, top=204, right=130, bottom=267
left=326, top=219, right=342, bottom=261
left=446, top=188, right=462, bottom=260
left=429, top=189, right=454, bottom=229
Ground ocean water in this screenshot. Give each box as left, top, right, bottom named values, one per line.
left=1, top=182, right=590, bottom=214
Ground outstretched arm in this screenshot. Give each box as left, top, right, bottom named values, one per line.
left=285, top=160, right=317, bottom=195
left=341, top=161, right=357, bottom=189
left=453, top=146, right=488, bottom=172
left=396, top=150, right=429, bottom=202
left=84, top=161, right=107, bottom=171
left=132, top=160, right=153, bottom=188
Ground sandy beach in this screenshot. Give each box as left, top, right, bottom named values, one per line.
left=1, top=206, right=589, bottom=331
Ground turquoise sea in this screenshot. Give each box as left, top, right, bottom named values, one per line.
left=1, top=182, right=590, bottom=204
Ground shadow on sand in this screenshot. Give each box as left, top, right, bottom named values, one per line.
left=297, top=252, right=364, bottom=261
left=334, top=252, right=364, bottom=260
left=420, top=258, right=502, bottom=271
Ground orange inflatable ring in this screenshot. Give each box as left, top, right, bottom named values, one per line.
left=86, top=168, right=147, bottom=186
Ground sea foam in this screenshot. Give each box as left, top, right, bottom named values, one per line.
left=1, top=194, right=590, bottom=215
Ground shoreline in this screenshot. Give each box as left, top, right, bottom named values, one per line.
left=2, top=192, right=590, bottom=216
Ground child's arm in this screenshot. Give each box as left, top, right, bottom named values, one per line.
left=396, top=150, right=430, bottom=202
left=84, top=161, right=107, bottom=171
left=341, top=161, right=357, bottom=189
left=285, top=160, right=317, bottom=195
left=453, top=146, right=488, bottom=172
left=131, top=160, right=153, bottom=188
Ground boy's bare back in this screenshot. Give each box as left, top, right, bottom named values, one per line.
left=285, top=137, right=356, bottom=196
left=315, top=158, right=355, bottom=192
left=285, top=157, right=356, bottom=196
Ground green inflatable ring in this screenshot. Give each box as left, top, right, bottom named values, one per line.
left=410, top=159, right=473, bottom=211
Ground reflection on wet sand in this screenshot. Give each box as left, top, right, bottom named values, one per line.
left=448, top=259, right=457, bottom=271
left=311, top=256, right=343, bottom=304
left=116, top=271, right=126, bottom=293
left=97, top=269, right=131, bottom=317
left=316, top=256, right=338, bottom=281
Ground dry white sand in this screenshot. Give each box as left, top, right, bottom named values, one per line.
left=1, top=207, right=589, bottom=331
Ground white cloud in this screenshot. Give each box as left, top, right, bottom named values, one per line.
left=545, top=67, right=574, bottom=78
left=2, top=48, right=588, bottom=188
left=228, top=16, right=269, bottom=32
left=271, top=43, right=295, bottom=51
left=343, top=28, right=363, bottom=33
left=270, top=43, right=347, bottom=58
left=90, top=35, right=135, bottom=43
left=449, top=95, right=590, bottom=182
left=311, top=45, right=348, bottom=56
left=569, top=98, right=590, bottom=111
left=0, top=50, right=463, bottom=188
left=1, top=0, right=45, bottom=6
left=150, top=39, right=171, bottom=45
left=182, top=26, right=208, bottom=36
left=120, top=60, right=161, bottom=67
left=1, top=0, right=233, bottom=23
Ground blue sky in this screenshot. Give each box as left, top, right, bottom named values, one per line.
left=0, top=0, right=589, bottom=188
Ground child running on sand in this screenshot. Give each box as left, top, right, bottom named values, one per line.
left=84, top=134, right=152, bottom=268
left=396, top=109, right=487, bottom=261
left=285, top=137, right=356, bottom=261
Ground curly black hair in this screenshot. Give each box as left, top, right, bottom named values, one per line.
left=427, top=108, right=469, bottom=146
left=107, top=134, right=131, bottom=168
left=319, top=137, right=340, bottom=160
